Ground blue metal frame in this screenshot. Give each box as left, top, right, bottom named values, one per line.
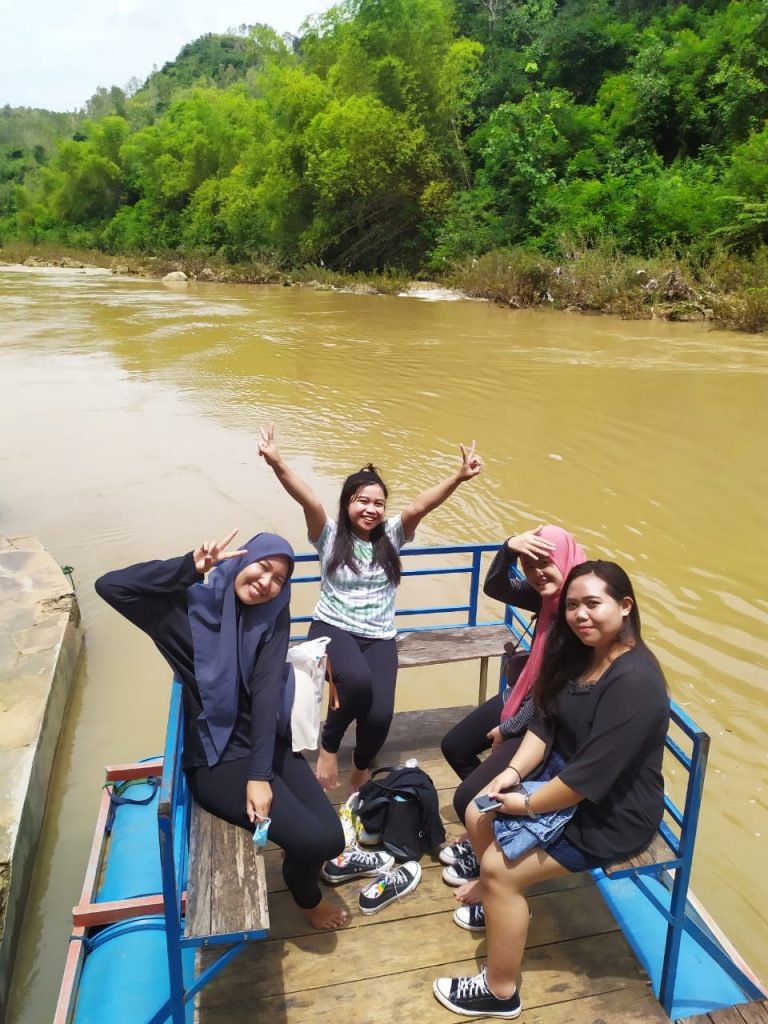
left=592, top=701, right=764, bottom=1014
left=149, top=680, right=263, bottom=1024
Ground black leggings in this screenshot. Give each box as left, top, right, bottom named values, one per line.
left=187, top=735, right=344, bottom=909
left=308, top=620, right=398, bottom=770
left=441, top=692, right=526, bottom=825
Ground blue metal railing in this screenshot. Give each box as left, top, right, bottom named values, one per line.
left=291, top=542, right=534, bottom=653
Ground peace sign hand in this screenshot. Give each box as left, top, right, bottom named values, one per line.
left=458, top=440, right=483, bottom=481
left=258, top=422, right=281, bottom=468
left=193, top=529, right=248, bottom=574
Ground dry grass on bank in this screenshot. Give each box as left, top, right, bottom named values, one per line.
left=444, top=244, right=768, bottom=333
left=2, top=241, right=766, bottom=333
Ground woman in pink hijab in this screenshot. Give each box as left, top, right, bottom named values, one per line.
left=440, top=525, right=586, bottom=885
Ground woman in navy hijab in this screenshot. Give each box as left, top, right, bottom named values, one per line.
left=96, top=528, right=348, bottom=930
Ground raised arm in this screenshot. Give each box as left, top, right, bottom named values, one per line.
left=483, top=529, right=554, bottom=609
left=259, top=423, right=327, bottom=543
left=400, top=441, right=483, bottom=539
left=95, top=529, right=246, bottom=636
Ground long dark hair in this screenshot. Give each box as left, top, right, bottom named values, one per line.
left=535, top=560, right=658, bottom=713
left=326, top=464, right=401, bottom=585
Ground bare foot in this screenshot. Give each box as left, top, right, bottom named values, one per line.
left=454, top=879, right=483, bottom=905
left=348, top=764, right=370, bottom=793
left=315, top=748, right=339, bottom=790
left=303, top=898, right=350, bottom=930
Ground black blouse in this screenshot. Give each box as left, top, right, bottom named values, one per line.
left=95, top=553, right=289, bottom=781
left=530, top=647, right=669, bottom=859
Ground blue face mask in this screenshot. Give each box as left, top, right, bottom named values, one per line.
left=252, top=816, right=271, bottom=851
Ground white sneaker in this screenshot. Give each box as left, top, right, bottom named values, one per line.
left=439, top=839, right=473, bottom=867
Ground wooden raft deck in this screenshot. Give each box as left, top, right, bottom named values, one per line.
left=193, top=707, right=674, bottom=1024
left=677, top=1003, right=768, bottom=1024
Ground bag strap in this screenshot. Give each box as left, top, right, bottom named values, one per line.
left=325, top=654, right=340, bottom=711
left=367, top=765, right=420, bottom=797
left=104, top=775, right=161, bottom=832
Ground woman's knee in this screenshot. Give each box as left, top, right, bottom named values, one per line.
left=281, top=826, right=342, bottom=866
left=441, top=726, right=464, bottom=766
left=335, top=662, right=375, bottom=700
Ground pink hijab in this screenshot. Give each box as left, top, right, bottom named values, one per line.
left=500, top=525, right=586, bottom=722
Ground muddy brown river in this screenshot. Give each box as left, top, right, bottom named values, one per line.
left=1, top=265, right=766, bottom=1021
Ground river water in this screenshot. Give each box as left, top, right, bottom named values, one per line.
left=2, top=265, right=766, bottom=1021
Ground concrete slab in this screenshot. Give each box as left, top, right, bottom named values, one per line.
left=0, top=536, right=83, bottom=1021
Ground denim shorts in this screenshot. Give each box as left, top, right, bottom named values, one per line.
left=544, top=832, right=611, bottom=872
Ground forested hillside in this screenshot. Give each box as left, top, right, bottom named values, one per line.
left=2, top=0, right=767, bottom=285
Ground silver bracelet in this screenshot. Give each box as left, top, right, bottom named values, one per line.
left=524, top=792, right=538, bottom=819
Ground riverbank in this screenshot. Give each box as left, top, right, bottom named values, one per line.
left=0, top=537, right=82, bottom=1022
left=1, top=241, right=766, bottom=332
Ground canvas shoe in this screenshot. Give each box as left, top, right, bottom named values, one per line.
left=439, top=838, right=473, bottom=867
left=321, top=846, right=395, bottom=884
left=338, top=792, right=362, bottom=848
left=433, top=967, right=522, bottom=1019
left=358, top=860, right=422, bottom=915
left=453, top=903, right=486, bottom=932
left=441, top=849, right=480, bottom=886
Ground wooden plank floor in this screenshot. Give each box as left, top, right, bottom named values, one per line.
left=677, top=1001, right=768, bottom=1024
left=195, top=709, right=670, bottom=1024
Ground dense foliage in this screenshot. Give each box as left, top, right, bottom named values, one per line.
left=2, top=0, right=767, bottom=273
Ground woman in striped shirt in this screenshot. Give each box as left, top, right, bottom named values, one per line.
left=259, top=423, right=482, bottom=793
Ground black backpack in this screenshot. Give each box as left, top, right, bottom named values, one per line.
left=357, top=765, right=444, bottom=862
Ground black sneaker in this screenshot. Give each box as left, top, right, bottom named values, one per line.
left=322, top=847, right=395, bottom=884
left=453, top=903, right=485, bottom=931
left=433, top=967, right=522, bottom=1018
left=439, top=839, right=473, bottom=867
left=358, top=860, right=422, bottom=914
left=441, top=849, right=480, bottom=886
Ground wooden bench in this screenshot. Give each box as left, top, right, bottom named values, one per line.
left=149, top=678, right=271, bottom=1024
left=396, top=622, right=511, bottom=702
left=185, top=803, right=269, bottom=944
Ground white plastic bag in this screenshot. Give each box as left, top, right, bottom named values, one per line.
left=286, top=636, right=332, bottom=752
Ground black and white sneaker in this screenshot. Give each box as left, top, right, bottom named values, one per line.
left=358, top=860, right=422, bottom=914
left=453, top=903, right=486, bottom=931
left=439, top=839, right=473, bottom=867
left=441, top=849, right=480, bottom=886
left=433, top=967, right=522, bottom=1018
left=321, top=847, right=395, bottom=884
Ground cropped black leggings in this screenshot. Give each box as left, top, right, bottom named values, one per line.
left=187, top=735, right=344, bottom=909
left=441, top=692, right=525, bottom=825
left=308, top=620, right=398, bottom=770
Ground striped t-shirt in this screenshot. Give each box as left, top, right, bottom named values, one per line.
left=311, top=515, right=407, bottom=638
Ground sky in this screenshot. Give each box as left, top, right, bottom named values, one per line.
left=0, top=0, right=332, bottom=112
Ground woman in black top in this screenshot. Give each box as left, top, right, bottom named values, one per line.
left=433, top=561, right=669, bottom=1018
left=95, top=529, right=348, bottom=930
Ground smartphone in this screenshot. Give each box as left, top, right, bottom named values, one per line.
left=474, top=794, right=502, bottom=813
